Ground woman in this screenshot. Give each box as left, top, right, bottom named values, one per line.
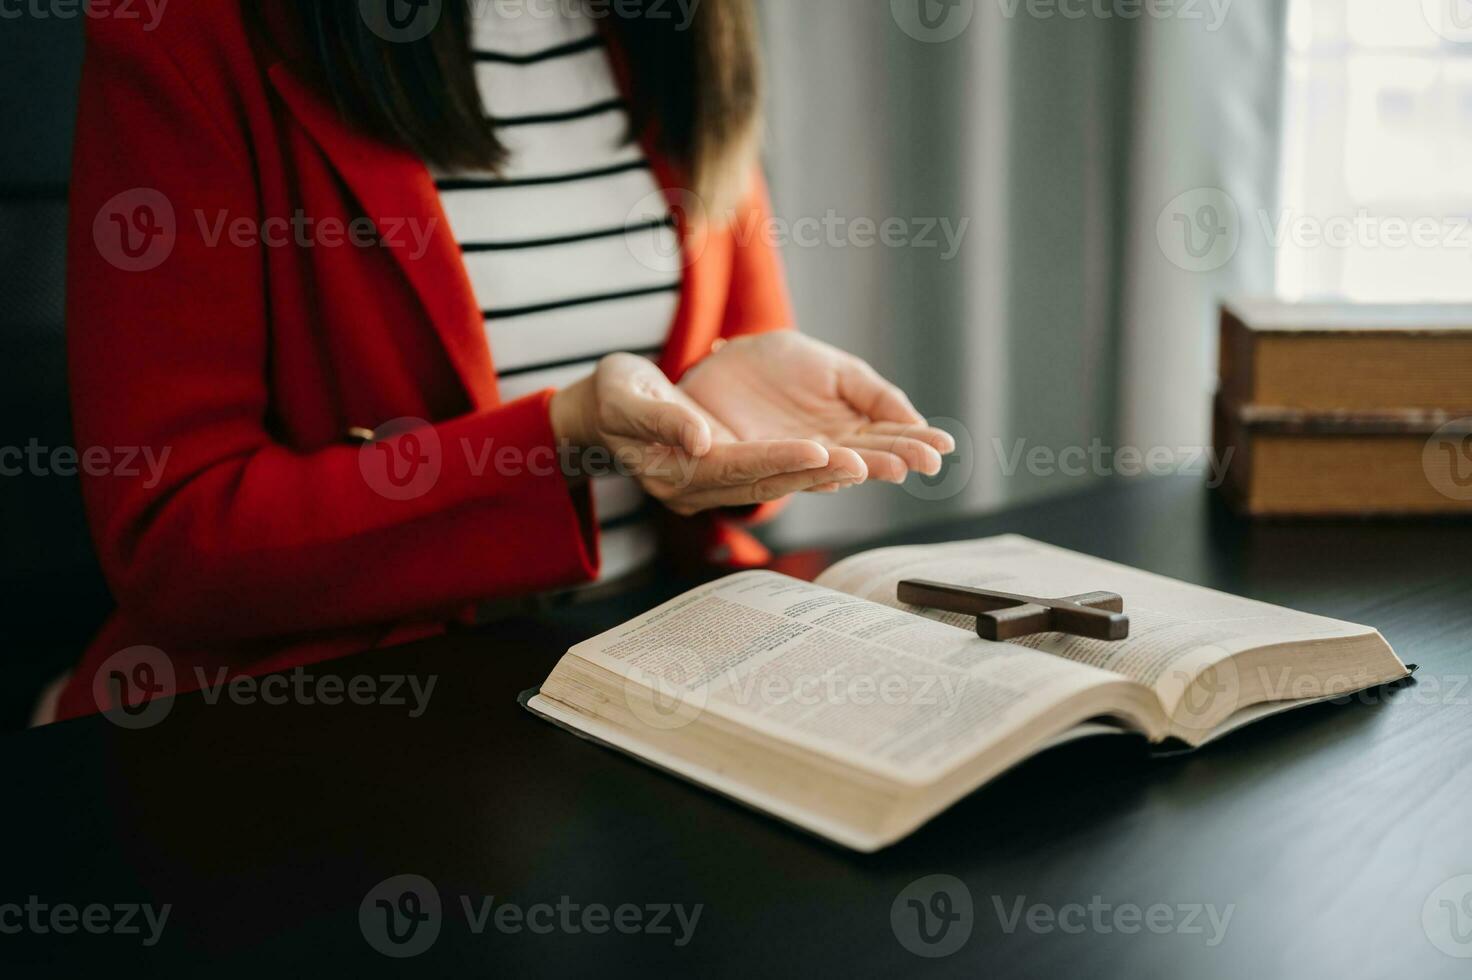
left=51, top=0, right=951, bottom=722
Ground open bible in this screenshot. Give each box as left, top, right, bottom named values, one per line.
left=524, top=536, right=1409, bottom=851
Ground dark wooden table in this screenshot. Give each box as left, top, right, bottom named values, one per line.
left=5, top=477, right=1471, bottom=977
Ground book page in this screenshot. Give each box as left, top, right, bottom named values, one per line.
left=817, top=535, right=1378, bottom=723
left=567, top=571, right=1134, bottom=785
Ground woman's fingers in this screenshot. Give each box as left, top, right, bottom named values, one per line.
left=672, top=459, right=866, bottom=512
left=822, top=446, right=867, bottom=483
left=836, top=358, right=925, bottom=426
left=693, top=440, right=833, bottom=488
left=860, top=421, right=957, bottom=455
left=597, top=355, right=713, bottom=456
left=841, top=433, right=945, bottom=478
left=641, top=444, right=866, bottom=513
left=588, top=346, right=959, bottom=516
left=847, top=448, right=909, bottom=484
left=611, top=395, right=712, bottom=458
left=629, top=438, right=832, bottom=490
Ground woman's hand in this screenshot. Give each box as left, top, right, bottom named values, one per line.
left=678, top=334, right=956, bottom=485
left=549, top=353, right=866, bottom=516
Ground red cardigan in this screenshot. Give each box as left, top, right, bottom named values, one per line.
left=56, top=3, right=793, bottom=721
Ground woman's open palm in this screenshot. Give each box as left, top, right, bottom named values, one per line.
left=679, top=333, right=955, bottom=485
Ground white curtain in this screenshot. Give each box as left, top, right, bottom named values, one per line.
left=1118, top=2, right=1289, bottom=454
left=756, top=0, right=1288, bottom=547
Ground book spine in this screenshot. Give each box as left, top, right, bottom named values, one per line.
left=1217, top=305, right=1258, bottom=408
left=1213, top=393, right=1472, bottom=517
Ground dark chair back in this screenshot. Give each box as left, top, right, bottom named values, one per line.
left=1, top=15, right=111, bottom=729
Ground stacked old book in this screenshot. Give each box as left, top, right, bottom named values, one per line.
left=1214, top=299, right=1472, bottom=516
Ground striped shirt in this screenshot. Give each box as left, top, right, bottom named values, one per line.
left=437, top=6, right=681, bottom=587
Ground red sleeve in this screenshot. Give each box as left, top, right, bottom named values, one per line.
left=720, top=169, right=795, bottom=341
left=66, top=17, right=598, bottom=645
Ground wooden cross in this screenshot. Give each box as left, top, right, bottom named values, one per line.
left=897, top=579, right=1130, bottom=642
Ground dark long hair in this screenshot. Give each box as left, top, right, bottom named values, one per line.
left=294, top=0, right=762, bottom=209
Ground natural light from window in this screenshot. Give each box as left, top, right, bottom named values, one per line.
left=1278, top=0, right=1472, bottom=302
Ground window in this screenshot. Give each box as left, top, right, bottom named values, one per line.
left=1277, top=0, right=1472, bottom=301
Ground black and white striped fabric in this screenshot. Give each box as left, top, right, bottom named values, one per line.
left=438, top=5, right=682, bottom=585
